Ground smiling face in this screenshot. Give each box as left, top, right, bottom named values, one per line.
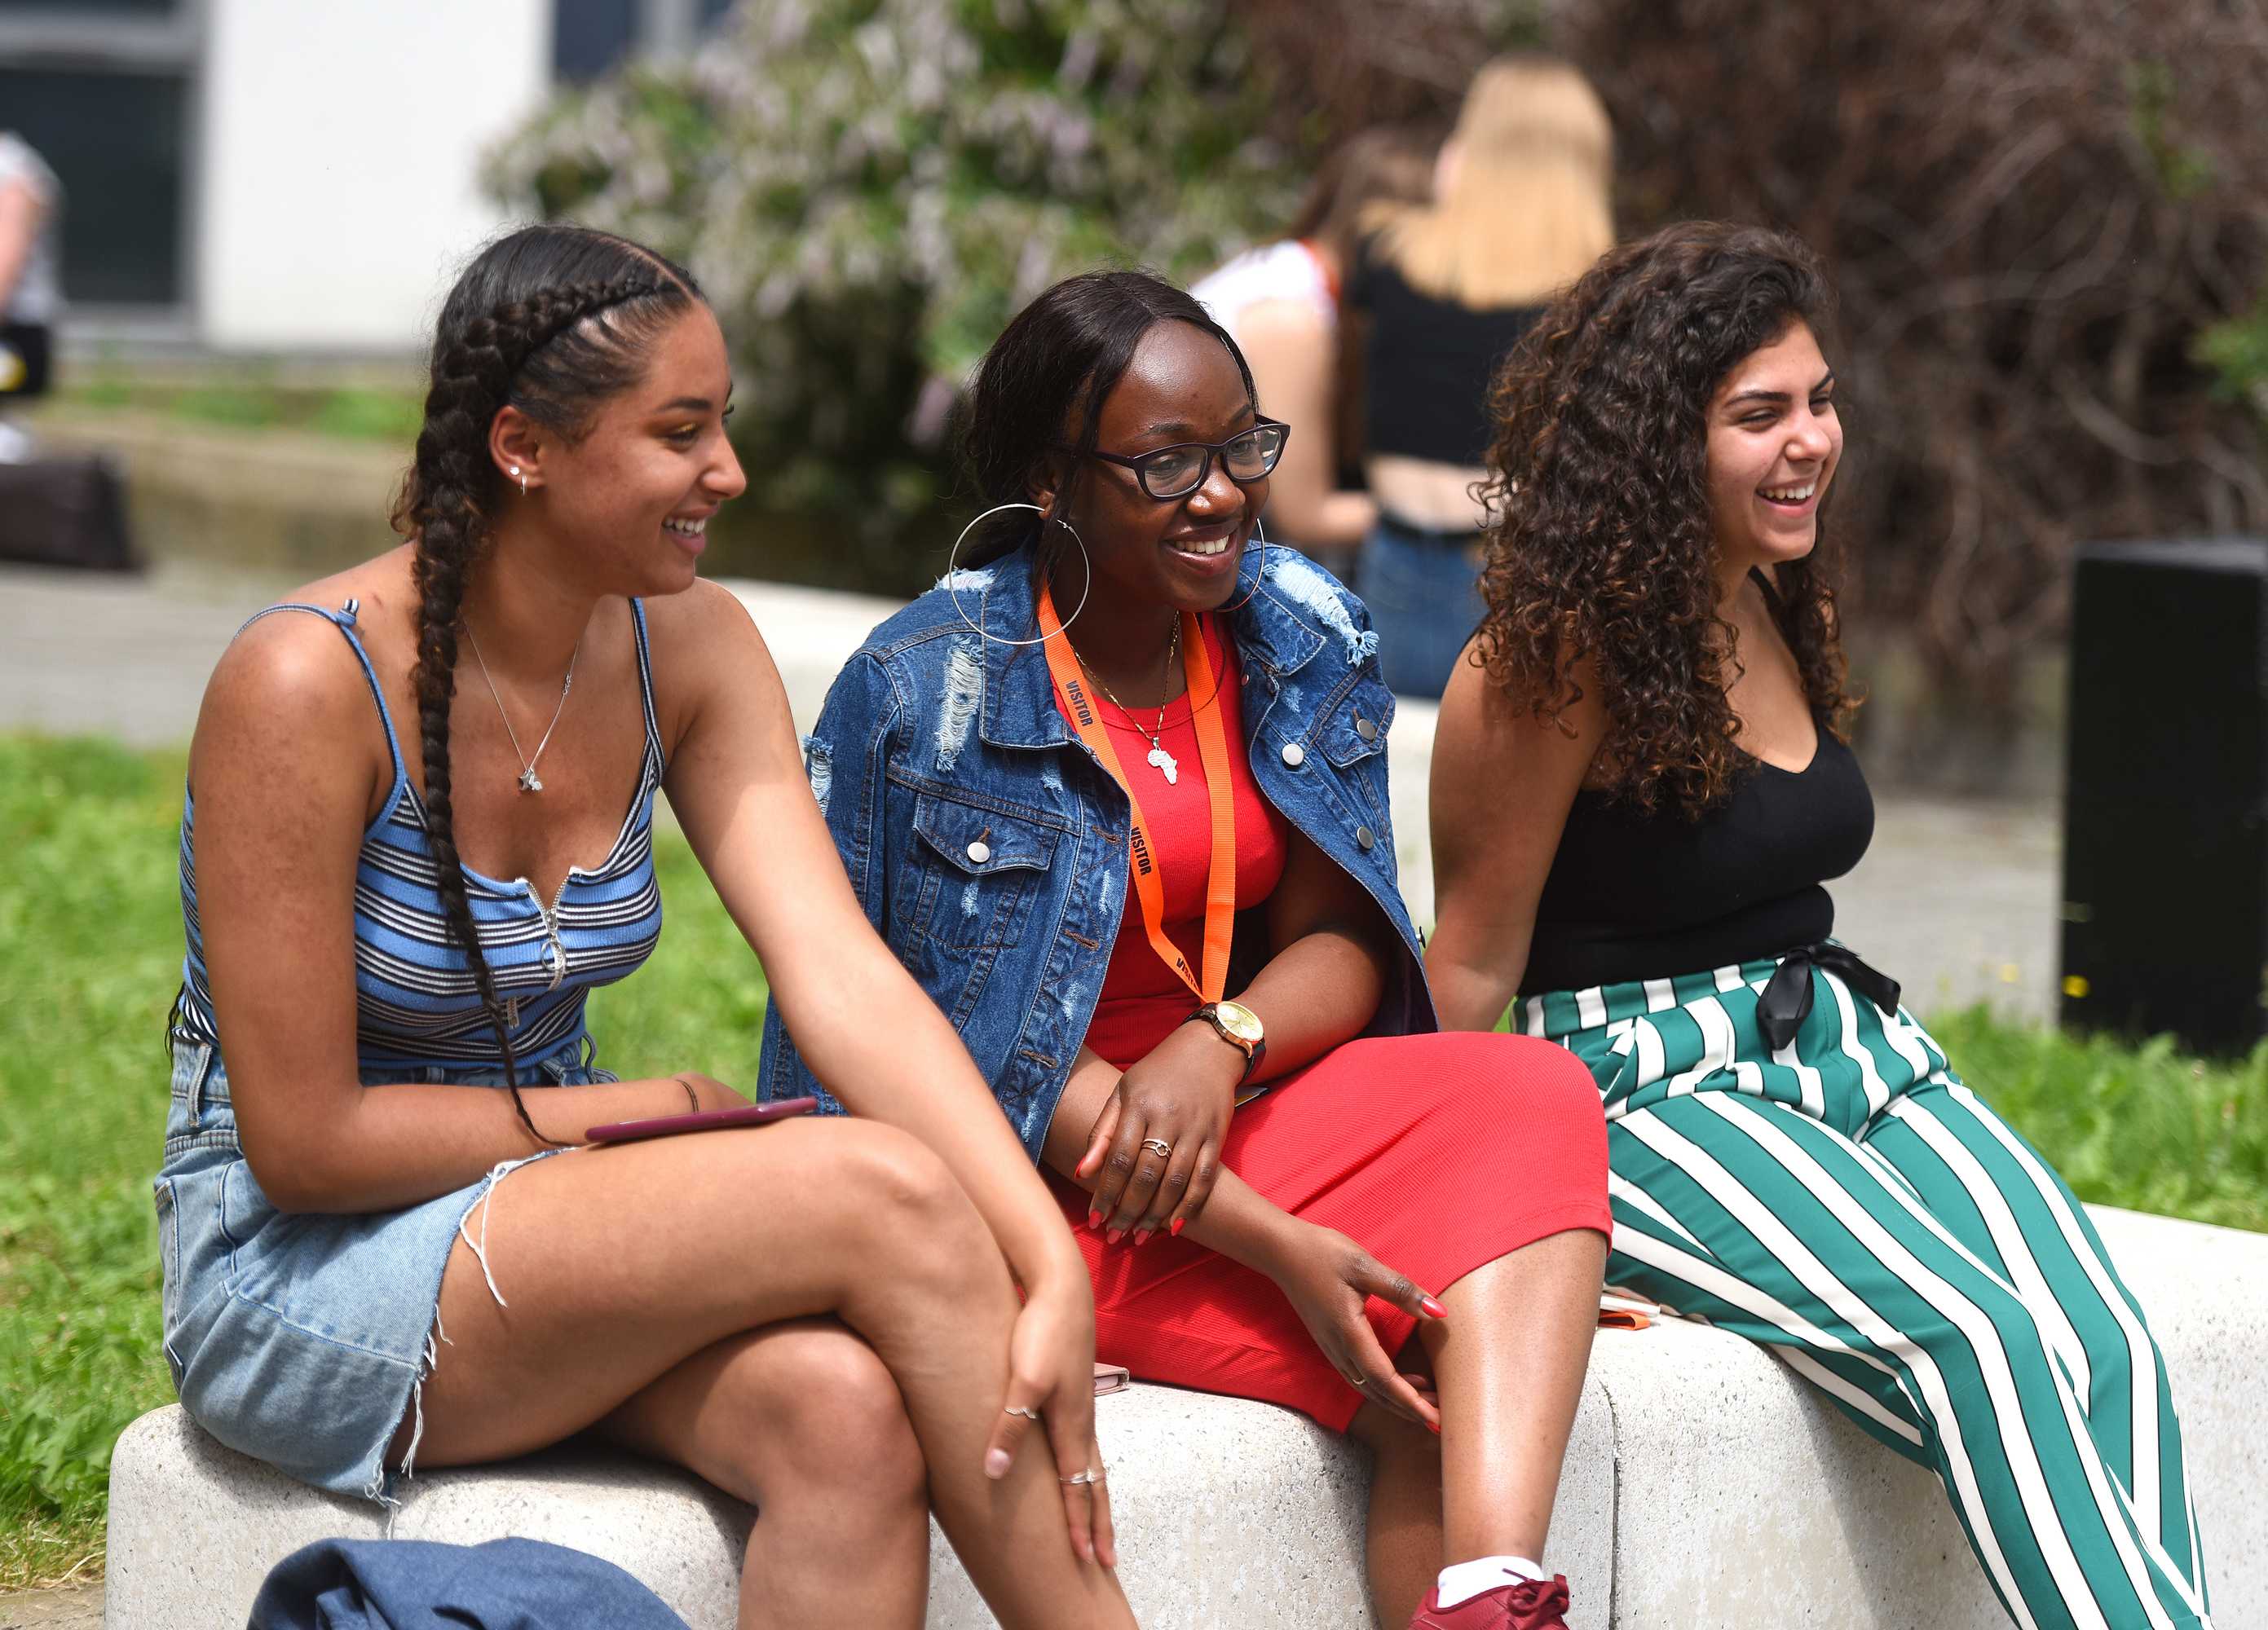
left=493, top=303, right=747, bottom=598
left=1035, top=318, right=1266, bottom=615
left=1703, top=319, right=1842, bottom=575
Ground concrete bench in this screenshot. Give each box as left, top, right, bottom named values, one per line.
left=105, top=1205, right=2263, bottom=1628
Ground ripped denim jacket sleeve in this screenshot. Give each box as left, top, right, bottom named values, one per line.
left=758, top=650, right=901, bottom=1112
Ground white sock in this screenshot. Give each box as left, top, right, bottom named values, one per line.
left=1436, top=1555, right=1546, bottom=1607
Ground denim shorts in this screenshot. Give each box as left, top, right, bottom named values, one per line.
left=153, top=1037, right=611, bottom=1503
left=1353, top=513, right=1486, bottom=700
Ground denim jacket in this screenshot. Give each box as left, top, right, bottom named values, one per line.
left=757, top=544, right=1437, bottom=1161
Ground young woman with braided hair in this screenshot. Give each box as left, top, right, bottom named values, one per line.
left=156, top=224, right=1139, bottom=1629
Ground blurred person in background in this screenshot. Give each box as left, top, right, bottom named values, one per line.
left=1429, top=222, right=2215, bottom=1630
left=1350, top=57, right=1613, bottom=698
left=0, top=130, right=60, bottom=463
left=1192, top=126, right=1437, bottom=580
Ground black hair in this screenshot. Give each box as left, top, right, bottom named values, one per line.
left=956, top=269, right=1258, bottom=584
left=389, top=223, right=701, bottom=1144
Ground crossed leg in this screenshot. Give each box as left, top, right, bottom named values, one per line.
left=394, top=1116, right=1136, bottom=1630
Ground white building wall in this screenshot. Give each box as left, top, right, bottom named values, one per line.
left=195, top=0, right=553, bottom=353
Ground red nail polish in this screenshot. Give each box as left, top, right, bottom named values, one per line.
left=1427, top=1419, right=1441, bottom=1435
left=1169, top=1217, right=1185, bottom=1237
left=1088, top=1209, right=1102, bottom=1229
left=1421, top=1295, right=1449, bottom=1319
left=1133, top=1230, right=1150, bottom=1249
left=1106, top=1228, right=1123, bottom=1245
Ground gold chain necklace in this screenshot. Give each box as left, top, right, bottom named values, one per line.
left=1079, top=619, right=1183, bottom=784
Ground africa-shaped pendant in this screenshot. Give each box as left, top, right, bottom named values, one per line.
left=1146, top=744, right=1180, bottom=785
left=518, top=767, right=544, bottom=794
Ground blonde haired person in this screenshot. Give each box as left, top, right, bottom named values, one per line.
left=1349, top=55, right=1613, bottom=698
left=1192, top=126, right=1436, bottom=576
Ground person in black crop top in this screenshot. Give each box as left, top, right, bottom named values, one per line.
left=1347, top=56, right=1613, bottom=700
left=1426, top=222, right=2217, bottom=1628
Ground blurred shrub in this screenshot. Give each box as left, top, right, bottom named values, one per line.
left=488, top=0, right=1304, bottom=590
left=1554, top=0, right=2268, bottom=725
left=487, top=1, right=1543, bottom=589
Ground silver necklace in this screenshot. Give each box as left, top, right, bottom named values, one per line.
left=466, top=623, right=582, bottom=794
left=1081, top=619, right=1182, bottom=784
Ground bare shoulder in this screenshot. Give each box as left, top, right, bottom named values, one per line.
left=192, top=553, right=408, bottom=795
left=638, top=578, right=772, bottom=690
left=638, top=578, right=788, bottom=754
left=641, top=575, right=761, bottom=647
left=1235, top=296, right=1329, bottom=346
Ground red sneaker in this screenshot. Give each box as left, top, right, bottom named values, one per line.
left=1408, top=1572, right=1572, bottom=1629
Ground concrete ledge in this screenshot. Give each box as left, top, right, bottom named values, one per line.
left=103, top=1206, right=2264, bottom=1628
left=104, top=1374, right=1608, bottom=1629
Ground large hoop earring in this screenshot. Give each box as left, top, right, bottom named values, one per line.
left=1215, top=513, right=1269, bottom=615
left=945, top=501, right=1091, bottom=648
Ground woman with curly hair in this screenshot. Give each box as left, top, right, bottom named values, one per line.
left=1425, top=221, right=2214, bottom=1629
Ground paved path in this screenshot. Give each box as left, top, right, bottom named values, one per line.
left=0, top=1583, right=99, bottom=1628
left=0, top=562, right=2062, bottom=1022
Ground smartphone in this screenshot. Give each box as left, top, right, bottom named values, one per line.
left=586, top=1095, right=819, bottom=1145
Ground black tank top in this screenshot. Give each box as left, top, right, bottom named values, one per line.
left=1520, top=725, right=1874, bottom=996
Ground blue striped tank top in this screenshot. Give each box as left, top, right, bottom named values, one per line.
left=171, top=597, right=666, bottom=1073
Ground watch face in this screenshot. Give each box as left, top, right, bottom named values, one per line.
left=1214, top=1000, right=1265, bottom=1043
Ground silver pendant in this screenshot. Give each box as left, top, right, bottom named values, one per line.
left=1146, top=744, right=1180, bottom=785
left=518, top=767, right=544, bottom=794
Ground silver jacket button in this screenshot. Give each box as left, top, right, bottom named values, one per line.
left=1354, top=716, right=1378, bottom=742
left=966, top=839, right=992, bottom=865
left=1280, top=742, right=1306, bottom=768
left=1355, top=826, right=1376, bottom=851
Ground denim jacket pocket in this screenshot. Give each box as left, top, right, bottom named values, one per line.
left=897, top=791, right=1061, bottom=950
left=1314, top=675, right=1397, bottom=830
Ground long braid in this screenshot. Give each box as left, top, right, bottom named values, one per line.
left=398, top=274, right=676, bottom=1147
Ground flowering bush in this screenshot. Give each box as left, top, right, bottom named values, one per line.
left=486, top=0, right=1311, bottom=584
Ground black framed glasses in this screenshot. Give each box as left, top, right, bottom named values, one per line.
left=1074, top=418, right=1290, bottom=501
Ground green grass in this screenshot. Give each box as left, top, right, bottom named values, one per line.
left=2, top=732, right=2264, bottom=1589
left=47, top=372, right=424, bottom=445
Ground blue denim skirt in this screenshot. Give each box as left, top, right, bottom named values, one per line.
left=153, top=1037, right=607, bottom=1503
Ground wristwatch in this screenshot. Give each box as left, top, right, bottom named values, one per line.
left=1188, top=999, right=1267, bottom=1082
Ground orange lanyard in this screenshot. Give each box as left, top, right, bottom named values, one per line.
left=1038, top=586, right=1237, bottom=1002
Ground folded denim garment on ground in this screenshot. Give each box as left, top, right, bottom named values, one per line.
left=247, top=1535, right=689, bottom=1630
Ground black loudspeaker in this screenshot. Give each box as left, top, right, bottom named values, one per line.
left=2061, top=538, right=2268, bottom=1054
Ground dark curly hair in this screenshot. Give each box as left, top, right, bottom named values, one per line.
left=1475, top=220, right=1856, bottom=818
left=390, top=224, right=699, bottom=1146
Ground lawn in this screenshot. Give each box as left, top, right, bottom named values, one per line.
left=3, top=731, right=2266, bottom=1590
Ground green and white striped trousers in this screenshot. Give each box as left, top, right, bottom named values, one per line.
left=1520, top=956, right=2211, bottom=1630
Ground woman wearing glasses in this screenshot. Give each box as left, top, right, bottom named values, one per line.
left=762, top=270, right=1612, bottom=1630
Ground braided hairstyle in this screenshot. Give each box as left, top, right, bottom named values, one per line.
left=389, top=225, right=701, bottom=1144
left=1474, top=221, right=1856, bottom=819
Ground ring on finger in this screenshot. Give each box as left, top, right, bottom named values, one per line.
left=1061, top=1467, right=1105, bottom=1486
left=1004, top=1404, right=1042, bottom=1420
left=1344, top=1372, right=1368, bottom=1389
left=1140, top=1137, right=1172, bottom=1158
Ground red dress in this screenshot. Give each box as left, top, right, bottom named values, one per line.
left=1050, top=618, right=1610, bottom=1431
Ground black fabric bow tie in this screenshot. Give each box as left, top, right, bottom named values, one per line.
left=1756, top=943, right=1904, bottom=1052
